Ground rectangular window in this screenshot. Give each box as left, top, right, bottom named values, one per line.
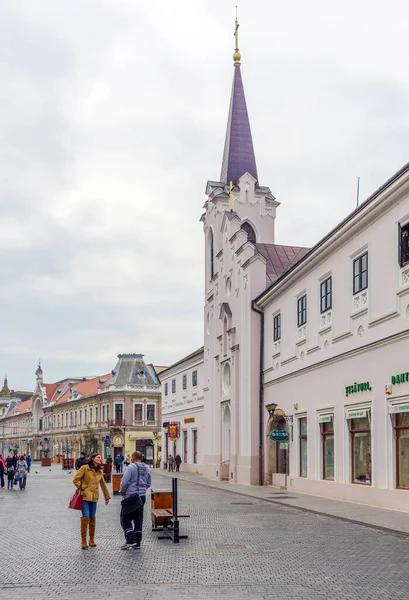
left=84, top=409, right=87, bottom=425
left=102, top=406, right=105, bottom=423
left=299, top=417, right=308, bottom=477
left=165, top=382, right=168, bottom=396
left=297, top=295, right=307, bottom=327
left=106, top=405, right=109, bottom=421
left=65, top=413, right=68, bottom=428
left=115, top=404, right=123, bottom=422
left=70, top=412, right=73, bottom=427
left=193, top=430, right=198, bottom=464
left=395, top=412, right=409, bottom=489
left=172, top=379, right=176, bottom=394
left=89, top=408, right=92, bottom=424
left=75, top=411, right=77, bottom=426
left=321, top=420, right=334, bottom=480
left=353, top=252, right=368, bottom=294
left=183, top=374, right=187, bottom=390
left=320, top=277, right=332, bottom=313
left=273, top=313, right=281, bottom=341
left=183, top=430, right=188, bottom=463
left=147, top=404, right=155, bottom=422
left=192, top=370, right=198, bottom=387
left=95, top=407, right=98, bottom=424
left=134, top=404, right=143, bottom=421
left=79, top=410, right=82, bottom=426
left=350, top=415, right=371, bottom=484
left=399, top=223, right=409, bottom=267
left=58, top=415, right=60, bottom=428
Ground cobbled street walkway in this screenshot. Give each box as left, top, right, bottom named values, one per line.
left=1, top=466, right=409, bottom=600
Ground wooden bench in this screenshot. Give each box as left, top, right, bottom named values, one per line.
left=151, top=478, right=190, bottom=543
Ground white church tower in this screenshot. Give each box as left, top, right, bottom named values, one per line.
left=201, top=21, right=281, bottom=485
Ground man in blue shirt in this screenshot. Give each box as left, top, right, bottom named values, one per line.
left=119, top=451, right=151, bottom=549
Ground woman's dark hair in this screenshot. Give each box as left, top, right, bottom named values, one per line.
left=87, top=453, right=102, bottom=472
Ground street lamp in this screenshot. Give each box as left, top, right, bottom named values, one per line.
left=265, top=403, right=277, bottom=418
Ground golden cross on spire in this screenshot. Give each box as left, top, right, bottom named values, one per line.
left=233, top=9, right=241, bottom=66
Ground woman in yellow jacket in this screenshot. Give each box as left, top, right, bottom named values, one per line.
left=73, top=453, right=111, bottom=549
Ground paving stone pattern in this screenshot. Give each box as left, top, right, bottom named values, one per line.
left=0, top=467, right=408, bottom=600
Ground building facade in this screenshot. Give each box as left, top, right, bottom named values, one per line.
left=256, top=164, right=409, bottom=511
left=1, top=354, right=163, bottom=464
left=160, top=348, right=204, bottom=472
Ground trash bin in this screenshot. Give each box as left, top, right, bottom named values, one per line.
left=112, top=473, right=123, bottom=495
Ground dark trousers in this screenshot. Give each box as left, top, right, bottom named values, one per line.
left=120, top=496, right=146, bottom=544
left=175, top=464, right=180, bottom=472
left=115, top=464, right=122, bottom=473
left=168, top=464, right=173, bottom=472
left=0, top=473, right=4, bottom=488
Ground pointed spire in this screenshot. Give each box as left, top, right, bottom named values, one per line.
left=220, top=19, right=258, bottom=186
left=0, top=375, right=10, bottom=397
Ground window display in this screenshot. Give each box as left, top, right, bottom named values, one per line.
left=350, top=416, right=371, bottom=484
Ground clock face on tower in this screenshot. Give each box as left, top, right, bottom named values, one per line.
left=113, top=436, right=123, bottom=445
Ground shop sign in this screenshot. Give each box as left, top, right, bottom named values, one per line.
left=279, top=442, right=289, bottom=450
left=389, top=404, right=409, bottom=414
left=345, top=409, right=367, bottom=419
left=318, top=414, right=333, bottom=424
left=269, top=429, right=289, bottom=442
left=167, top=423, right=179, bottom=438
left=345, top=382, right=371, bottom=397
left=391, top=373, right=409, bottom=385
left=184, top=417, right=195, bottom=424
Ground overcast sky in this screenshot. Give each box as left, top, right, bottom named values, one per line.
left=1, top=0, right=409, bottom=390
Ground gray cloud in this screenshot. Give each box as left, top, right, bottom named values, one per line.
left=0, top=0, right=408, bottom=388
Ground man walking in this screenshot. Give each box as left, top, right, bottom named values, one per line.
left=119, top=451, right=151, bottom=550
left=175, top=454, right=182, bottom=472
left=167, top=454, right=174, bottom=472
left=75, top=452, right=87, bottom=471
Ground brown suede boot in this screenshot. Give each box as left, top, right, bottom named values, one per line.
left=81, top=517, right=89, bottom=549
left=89, top=517, right=97, bottom=547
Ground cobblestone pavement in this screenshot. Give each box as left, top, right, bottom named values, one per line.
left=0, top=466, right=408, bottom=600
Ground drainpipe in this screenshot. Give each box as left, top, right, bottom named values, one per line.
left=252, top=300, right=264, bottom=486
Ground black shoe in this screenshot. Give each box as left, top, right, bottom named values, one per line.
left=133, top=543, right=141, bottom=549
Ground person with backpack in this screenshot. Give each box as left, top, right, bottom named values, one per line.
left=119, top=451, right=151, bottom=549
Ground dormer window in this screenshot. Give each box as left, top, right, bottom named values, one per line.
left=240, top=221, right=256, bottom=243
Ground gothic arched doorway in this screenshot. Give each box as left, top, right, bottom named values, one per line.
left=221, top=402, right=231, bottom=480
left=266, top=411, right=289, bottom=487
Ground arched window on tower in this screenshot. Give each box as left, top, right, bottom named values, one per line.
left=241, top=221, right=256, bottom=244
left=223, top=317, right=228, bottom=355
left=209, top=228, right=215, bottom=279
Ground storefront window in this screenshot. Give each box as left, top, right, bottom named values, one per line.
left=350, top=416, right=371, bottom=484
left=276, top=417, right=289, bottom=474
left=321, top=420, right=334, bottom=480
left=395, top=412, right=409, bottom=489
left=299, top=417, right=307, bottom=477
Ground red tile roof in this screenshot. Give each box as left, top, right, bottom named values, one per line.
left=55, top=374, right=111, bottom=405
left=256, top=244, right=310, bottom=286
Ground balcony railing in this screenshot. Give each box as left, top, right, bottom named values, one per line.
left=108, top=419, right=125, bottom=427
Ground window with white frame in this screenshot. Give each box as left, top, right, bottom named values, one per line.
left=273, top=313, right=281, bottom=341
left=353, top=252, right=368, bottom=295
left=320, top=277, right=332, bottom=313
left=297, top=295, right=307, bottom=327
left=134, top=404, right=143, bottom=421
left=146, top=404, right=155, bottom=422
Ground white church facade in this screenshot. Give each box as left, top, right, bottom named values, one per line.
left=160, top=22, right=409, bottom=511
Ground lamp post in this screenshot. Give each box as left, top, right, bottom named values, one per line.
left=265, top=403, right=294, bottom=441
left=152, top=431, right=158, bottom=469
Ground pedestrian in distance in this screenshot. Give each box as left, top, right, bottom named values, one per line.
left=0, top=455, right=5, bottom=489
left=7, top=465, right=14, bottom=490
left=119, top=451, right=151, bottom=550
left=72, top=452, right=111, bottom=550
left=26, top=455, right=32, bottom=473
left=16, top=456, right=28, bottom=490
left=75, top=452, right=87, bottom=471
left=12, top=454, right=18, bottom=469
left=106, top=455, right=113, bottom=466
left=124, top=454, right=131, bottom=468
left=6, top=455, right=13, bottom=469
left=175, top=454, right=182, bottom=472
left=114, top=452, right=124, bottom=473
left=167, top=454, right=174, bottom=472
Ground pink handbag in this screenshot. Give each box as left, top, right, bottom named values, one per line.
left=68, top=490, right=83, bottom=511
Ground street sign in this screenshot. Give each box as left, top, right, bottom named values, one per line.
left=269, top=429, right=289, bottom=442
